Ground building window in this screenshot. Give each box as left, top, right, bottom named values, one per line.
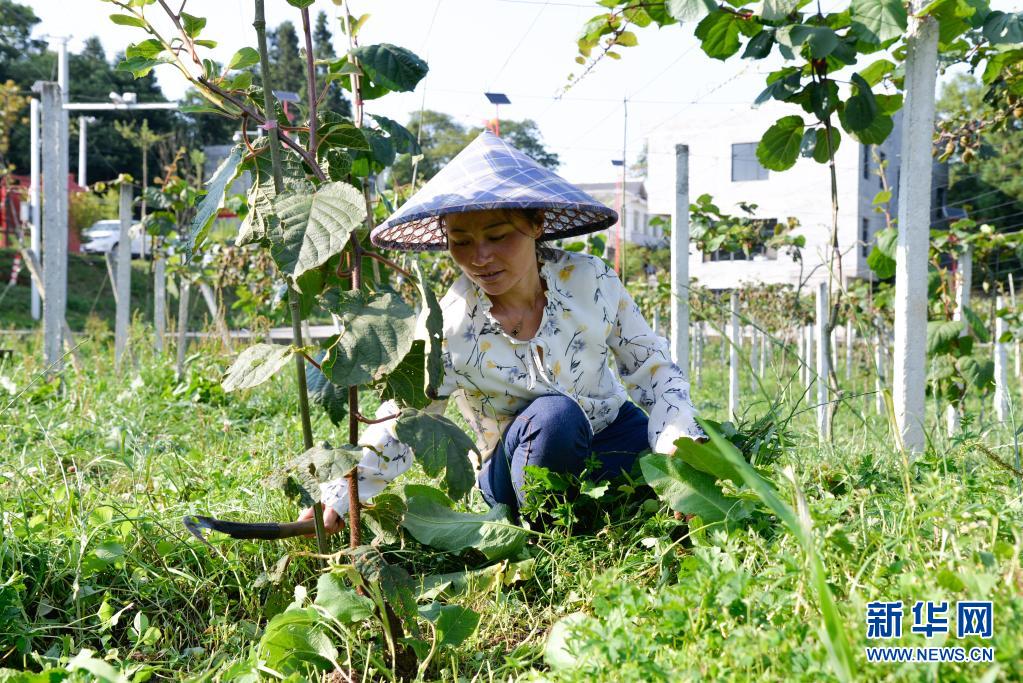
left=731, top=143, right=769, bottom=182
left=877, top=150, right=886, bottom=188
left=862, top=217, right=871, bottom=258
left=862, top=145, right=871, bottom=180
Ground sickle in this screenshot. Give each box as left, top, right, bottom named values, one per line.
left=182, top=514, right=316, bottom=547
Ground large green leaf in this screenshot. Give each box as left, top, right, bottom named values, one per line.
left=270, top=181, right=366, bottom=282
left=313, top=573, right=375, bottom=624
left=695, top=11, right=743, bottom=60
left=545, top=613, right=594, bottom=671
left=370, top=114, right=421, bottom=155
left=419, top=558, right=536, bottom=602
left=666, top=0, right=717, bottom=22
left=867, top=226, right=897, bottom=277
left=363, top=493, right=406, bottom=543
left=306, top=357, right=348, bottom=426
left=850, top=0, right=908, bottom=44
left=957, top=355, right=994, bottom=389
left=758, top=0, right=801, bottom=21
left=672, top=435, right=745, bottom=485
left=813, top=127, right=842, bottom=164
left=395, top=410, right=478, bottom=500
left=419, top=603, right=480, bottom=649
left=227, top=47, right=259, bottom=70
left=639, top=454, right=752, bottom=525
left=287, top=444, right=363, bottom=504
left=401, top=491, right=527, bottom=561
left=842, top=109, right=894, bottom=145
left=222, top=344, right=294, bottom=392
left=963, top=305, right=990, bottom=343
left=756, top=116, right=805, bottom=171
left=187, top=145, right=242, bottom=259
left=984, top=10, right=1023, bottom=44
left=257, top=608, right=337, bottom=676
left=742, top=29, right=775, bottom=59
left=322, top=291, right=417, bottom=387
left=927, top=320, right=966, bottom=355
left=349, top=545, right=419, bottom=627
left=318, top=112, right=370, bottom=150
left=351, top=43, right=428, bottom=92
left=413, top=260, right=444, bottom=398
left=380, top=340, right=430, bottom=409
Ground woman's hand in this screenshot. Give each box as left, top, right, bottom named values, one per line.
left=296, top=503, right=345, bottom=536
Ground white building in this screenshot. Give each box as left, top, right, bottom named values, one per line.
left=574, top=180, right=665, bottom=251
left=646, top=101, right=908, bottom=290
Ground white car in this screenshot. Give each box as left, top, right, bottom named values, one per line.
left=81, top=220, right=147, bottom=258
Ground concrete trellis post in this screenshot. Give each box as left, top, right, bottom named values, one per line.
left=694, top=320, right=703, bottom=388
left=816, top=283, right=831, bottom=439
left=995, top=295, right=1010, bottom=422
left=1010, top=274, right=1020, bottom=379
left=893, top=0, right=940, bottom=453
left=947, top=246, right=972, bottom=435
left=797, top=325, right=806, bottom=385
left=176, top=278, right=191, bottom=378
left=759, top=328, right=767, bottom=377
left=670, top=144, right=690, bottom=373
left=154, top=254, right=167, bottom=352
left=875, top=326, right=886, bottom=415
left=804, top=324, right=815, bottom=405
left=729, top=291, right=740, bottom=421
left=115, top=184, right=132, bottom=369
left=29, top=97, right=41, bottom=321
left=37, top=82, right=67, bottom=370
left=845, top=319, right=854, bottom=381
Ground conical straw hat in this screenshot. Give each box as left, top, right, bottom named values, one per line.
left=370, top=130, right=618, bottom=252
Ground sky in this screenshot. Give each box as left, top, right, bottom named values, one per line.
left=24, top=0, right=1023, bottom=184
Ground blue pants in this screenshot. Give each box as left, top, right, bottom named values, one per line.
left=477, top=395, right=649, bottom=512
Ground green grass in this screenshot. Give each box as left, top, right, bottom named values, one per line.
left=1, top=325, right=1022, bottom=681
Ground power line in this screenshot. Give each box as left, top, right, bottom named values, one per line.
left=488, top=0, right=550, bottom=91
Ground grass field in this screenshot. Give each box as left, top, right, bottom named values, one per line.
left=1, top=322, right=1022, bottom=681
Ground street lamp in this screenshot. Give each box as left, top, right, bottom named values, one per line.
left=484, top=92, right=510, bottom=136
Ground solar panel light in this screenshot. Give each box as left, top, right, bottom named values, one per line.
left=484, top=92, right=511, bottom=105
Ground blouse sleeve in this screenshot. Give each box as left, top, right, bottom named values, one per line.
left=320, top=306, right=457, bottom=516
left=603, top=263, right=704, bottom=453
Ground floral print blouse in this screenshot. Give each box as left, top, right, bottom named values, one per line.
left=321, top=248, right=703, bottom=515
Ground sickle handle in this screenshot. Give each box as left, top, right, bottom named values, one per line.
left=183, top=515, right=317, bottom=541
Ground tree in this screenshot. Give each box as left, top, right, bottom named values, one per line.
left=268, top=20, right=305, bottom=99
left=936, top=74, right=1023, bottom=232
left=313, top=11, right=351, bottom=118
left=0, top=0, right=45, bottom=66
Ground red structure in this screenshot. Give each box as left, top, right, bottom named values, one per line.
left=0, top=174, right=84, bottom=252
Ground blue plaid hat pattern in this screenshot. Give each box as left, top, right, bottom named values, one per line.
left=370, top=130, right=618, bottom=251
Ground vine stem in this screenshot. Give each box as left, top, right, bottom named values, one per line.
left=253, top=0, right=329, bottom=559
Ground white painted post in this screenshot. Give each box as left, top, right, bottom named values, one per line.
left=29, top=97, right=41, bottom=320
left=729, top=291, right=740, bottom=421
left=830, top=326, right=838, bottom=374
left=947, top=246, right=972, bottom=435
left=893, top=0, right=939, bottom=453
left=37, top=82, right=67, bottom=370
left=694, top=320, right=703, bottom=388
left=797, top=324, right=806, bottom=385
left=1009, top=274, right=1020, bottom=379
left=77, top=116, right=88, bottom=187
left=115, top=184, right=132, bottom=369
left=816, top=283, right=831, bottom=439
left=154, top=253, right=166, bottom=352
left=670, top=145, right=690, bottom=373
left=176, top=278, right=191, bottom=377
left=805, top=324, right=815, bottom=405
left=995, top=294, right=1009, bottom=422
left=759, top=328, right=767, bottom=377
left=994, top=296, right=1010, bottom=423
left=845, top=319, right=854, bottom=381
left=875, top=327, right=885, bottom=415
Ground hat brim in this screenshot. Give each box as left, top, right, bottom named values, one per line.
left=370, top=201, right=618, bottom=252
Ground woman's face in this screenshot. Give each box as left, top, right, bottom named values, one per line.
left=445, top=210, right=543, bottom=297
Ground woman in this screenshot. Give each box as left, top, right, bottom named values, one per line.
left=300, top=131, right=703, bottom=533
